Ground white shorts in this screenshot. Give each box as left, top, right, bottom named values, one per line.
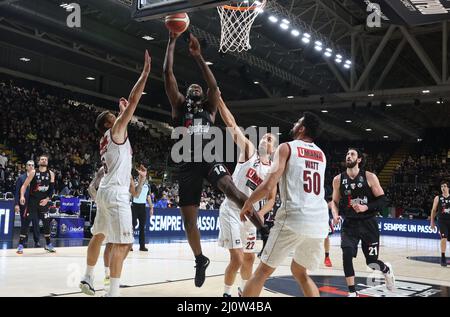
left=218, top=205, right=257, bottom=253
left=91, top=187, right=134, bottom=244
left=261, top=221, right=324, bottom=270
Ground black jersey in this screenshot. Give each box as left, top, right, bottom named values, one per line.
left=339, top=169, right=376, bottom=219
left=438, top=195, right=450, bottom=221
left=173, top=99, right=215, bottom=163
left=29, top=170, right=51, bottom=200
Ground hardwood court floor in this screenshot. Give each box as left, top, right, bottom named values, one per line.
left=0, top=235, right=448, bottom=297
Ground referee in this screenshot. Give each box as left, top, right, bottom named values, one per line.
left=131, top=175, right=153, bottom=251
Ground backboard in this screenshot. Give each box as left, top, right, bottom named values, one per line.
left=132, top=0, right=237, bottom=21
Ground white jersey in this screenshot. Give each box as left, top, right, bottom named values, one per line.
left=98, top=129, right=132, bottom=190
left=276, top=140, right=328, bottom=238
left=222, top=152, right=272, bottom=212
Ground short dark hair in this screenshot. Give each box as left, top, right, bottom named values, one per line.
left=302, top=111, right=321, bottom=139
left=95, top=111, right=111, bottom=133
left=347, top=147, right=365, bottom=168
left=441, top=180, right=449, bottom=187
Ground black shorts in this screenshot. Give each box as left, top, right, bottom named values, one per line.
left=175, top=161, right=230, bottom=207
left=28, top=197, right=50, bottom=215
left=438, top=219, right=450, bottom=241
left=341, top=217, right=380, bottom=259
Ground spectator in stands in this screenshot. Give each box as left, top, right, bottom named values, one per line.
left=154, top=193, right=169, bottom=209
left=0, top=152, right=7, bottom=169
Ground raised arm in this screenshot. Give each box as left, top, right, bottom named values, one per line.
left=20, top=170, right=35, bottom=205
left=163, top=33, right=185, bottom=117
left=188, top=34, right=220, bottom=115
left=112, top=50, right=151, bottom=143
left=129, top=165, right=147, bottom=198
left=217, top=97, right=255, bottom=162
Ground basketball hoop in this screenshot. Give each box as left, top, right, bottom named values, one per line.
left=217, top=0, right=266, bottom=53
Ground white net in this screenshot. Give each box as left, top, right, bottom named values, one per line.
left=217, top=0, right=266, bottom=53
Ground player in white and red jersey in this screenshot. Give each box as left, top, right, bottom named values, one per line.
left=216, top=97, right=277, bottom=297
left=240, top=112, right=329, bottom=297
left=80, top=51, right=151, bottom=297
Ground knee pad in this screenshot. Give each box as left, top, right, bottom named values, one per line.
left=342, top=248, right=355, bottom=277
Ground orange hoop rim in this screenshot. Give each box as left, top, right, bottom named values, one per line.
left=222, top=0, right=266, bottom=11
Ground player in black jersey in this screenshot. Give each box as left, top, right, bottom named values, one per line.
left=331, top=148, right=395, bottom=296
left=17, top=154, right=55, bottom=254
left=164, top=32, right=262, bottom=287
left=430, top=180, right=450, bottom=267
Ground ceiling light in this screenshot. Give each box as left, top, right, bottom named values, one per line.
left=291, top=29, right=300, bottom=37
left=422, top=90, right=430, bottom=94
left=345, top=120, right=352, bottom=123
left=365, top=128, right=372, bottom=131
left=253, top=81, right=259, bottom=84
left=368, top=93, right=375, bottom=97
left=287, top=96, right=294, bottom=99
left=205, top=61, right=213, bottom=65
left=142, top=35, right=155, bottom=41
left=19, top=57, right=31, bottom=62
left=321, top=110, right=328, bottom=113
left=269, top=16, right=278, bottom=23
left=86, top=77, right=95, bottom=81
left=280, top=23, right=289, bottom=30
left=383, top=136, right=389, bottom=139
left=281, top=19, right=290, bottom=24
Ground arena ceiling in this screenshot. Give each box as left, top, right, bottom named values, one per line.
left=0, top=0, right=449, bottom=141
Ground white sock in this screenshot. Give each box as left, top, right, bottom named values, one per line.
left=241, top=279, right=248, bottom=290
left=104, top=267, right=110, bottom=278
left=223, top=284, right=232, bottom=295
left=108, top=278, right=120, bottom=297
left=84, top=265, right=95, bottom=280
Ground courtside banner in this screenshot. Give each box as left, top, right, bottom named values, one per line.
left=332, top=217, right=440, bottom=239
left=59, top=196, right=81, bottom=214
left=0, top=200, right=14, bottom=240
left=141, top=208, right=219, bottom=238
left=356, top=0, right=450, bottom=25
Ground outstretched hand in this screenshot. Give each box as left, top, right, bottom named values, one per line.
left=119, top=97, right=129, bottom=115
left=136, top=164, right=148, bottom=179
left=188, top=34, right=201, bottom=57
left=143, top=50, right=151, bottom=74
left=169, top=32, right=181, bottom=40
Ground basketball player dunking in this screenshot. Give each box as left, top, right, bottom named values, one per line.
left=18, top=154, right=56, bottom=253
left=216, top=97, right=277, bottom=297
left=331, top=148, right=395, bottom=296
left=79, top=51, right=151, bottom=297
left=430, top=180, right=450, bottom=267
left=240, top=112, right=329, bottom=297
left=164, top=32, right=263, bottom=287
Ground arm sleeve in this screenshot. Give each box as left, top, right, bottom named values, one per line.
left=367, top=195, right=388, bottom=212
left=47, top=182, right=55, bottom=198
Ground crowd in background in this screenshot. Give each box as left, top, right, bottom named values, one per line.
left=0, top=80, right=449, bottom=215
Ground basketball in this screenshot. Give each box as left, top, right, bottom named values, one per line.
left=165, top=13, right=190, bottom=34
